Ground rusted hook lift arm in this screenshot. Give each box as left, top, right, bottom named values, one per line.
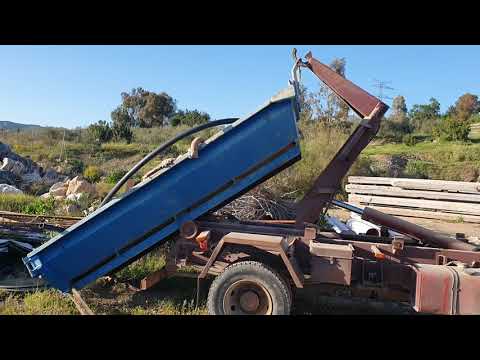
left=295, top=51, right=389, bottom=226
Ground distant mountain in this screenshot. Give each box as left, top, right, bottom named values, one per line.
left=0, top=121, right=43, bottom=130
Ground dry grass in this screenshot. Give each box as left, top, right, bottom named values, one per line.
left=0, top=289, right=77, bottom=315
left=114, top=249, right=167, bottom=283
left=266, top=120, right=374, bottom=200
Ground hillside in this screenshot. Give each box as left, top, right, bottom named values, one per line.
left=0, top=121, right=42, bottom=131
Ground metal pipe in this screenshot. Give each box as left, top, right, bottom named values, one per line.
left=361, top=207, right=479, bottom=252
left=331, top=199, right=364, bottom=215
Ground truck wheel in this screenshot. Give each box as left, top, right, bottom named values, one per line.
left=207, top=261, right=292, bottom=315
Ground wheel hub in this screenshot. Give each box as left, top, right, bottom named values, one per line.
left=223, top=280, right=273, bottom=315
left=239, top=291, right=260, bottom=312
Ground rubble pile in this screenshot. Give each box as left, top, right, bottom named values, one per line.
left=40, top=176, right=97, bottom=214
left=0, top=141, right=67, bottom=192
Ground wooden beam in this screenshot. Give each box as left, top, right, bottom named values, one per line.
left=140, top=267, right=169, bottom=290
left=348, top=176, right=394, bottom=185
left=349, top=194, right=480, bottom=216
left=348, top=177, right=480, bottom=194
left=346, top=184, right=480, bottom=203
left=71, top=288, right=94, bottom=315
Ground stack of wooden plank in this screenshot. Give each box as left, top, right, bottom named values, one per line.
left=346, top=176, right=480, bottom=223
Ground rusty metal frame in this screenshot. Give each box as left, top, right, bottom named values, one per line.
left=198, top=232, right=304, bottom=288
left=295, top=52, right=389, bottom=226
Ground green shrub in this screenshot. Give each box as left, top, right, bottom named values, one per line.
left=87, top=120, right=113, bottom=143
left=377, top=118, right=411, bottom=142
left=402, top=134, right=417, bottom=147
left=83, top=165, right=102, bottom=183
left=433, top=117, right=470, bottom=141
left=170, top=109, right=210, bottom=127
left=404, top=160, right=430, bottom=179
left=22, top=197, right=56, bottom=215
left=106, top=169, right=128, bottom=184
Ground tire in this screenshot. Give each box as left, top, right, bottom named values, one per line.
left=207, top=261, right=292, bottom=315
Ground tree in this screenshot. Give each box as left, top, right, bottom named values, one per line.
left=392, top=96, right=407, bottom=118
left=409, top=98, right=441, bottom=134
left=453, top=93, right=480, bottom=122
left=119, top=87, right=176, bottom=128
left=87, top=120, right=113, bottom=143
left=111, top=107, right=133, bottom=143
left=297, top=83, right=314, bottom=122
left=390, top=96, right=409, bottom=127
left=170, top=109, right=210, bottom=127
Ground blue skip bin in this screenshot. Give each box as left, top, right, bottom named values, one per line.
left=23, top=86, right=301, bottom=292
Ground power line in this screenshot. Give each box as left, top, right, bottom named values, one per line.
left=372, top=78, right=394, bottom=102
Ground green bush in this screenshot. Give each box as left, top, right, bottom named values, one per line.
left=377, top=118, right=411, bottom=142
left=106, top=169, right=127, bottom=184
left=170, top=109, right=210, bottom=127
left=402, top=134, right=417, bottom=146
left=83, top=165, right=102, bottom=183
left=404, top=160, right=430, bottom=179
left=87, top=120, right=113, bottom=143
left=22, top=197, right=56, bottom=215
left=433, top=117, right=470, bottom=141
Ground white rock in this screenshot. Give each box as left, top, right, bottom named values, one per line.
left=66, top=176, right=95, bottom=196
left=49, top=183, right=68, bottom=197
left=66, top=193, right=87, bottom=202
left=50, top=181, right=66, bottom=192
left=2, top=158, right=26, bottom=177
left=0, top=184, right=23, bottom=194
left=54, top=195, right=65, bottom=201
left=40, top=192, right=52, bottom=199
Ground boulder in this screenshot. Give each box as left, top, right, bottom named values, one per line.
left=0, top=170, right=19, bottom=186
left=0, top=184, right=23, bottom=194
left=50, top=184, right=68, bottom=197
left=0, top=142, right=66, bottom=192
left=0, top=142, right=11, bottom=158
left=54, top=195, right=66, bottom=201
left=1, top=157, right=26, bottom=177
left=66, top=193, right=87, bottom=202
left=40, top=192, right=52, bottom=199
left=21, top=170, right=42, bottom=185
left=50, top=181, right=67, bottom=192
left=66, top=176, right=96, bottom=196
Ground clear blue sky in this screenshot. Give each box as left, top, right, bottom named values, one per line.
left=0, top=45, right=479, bottom=129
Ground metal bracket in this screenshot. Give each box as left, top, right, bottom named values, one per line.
left=199, top=232, right=304, bottom=288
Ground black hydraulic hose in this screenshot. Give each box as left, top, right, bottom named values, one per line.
left=100, top=118, right=239, bottom=207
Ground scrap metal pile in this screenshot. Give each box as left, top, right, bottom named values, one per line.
left=0, top=211, right=79, bottom=291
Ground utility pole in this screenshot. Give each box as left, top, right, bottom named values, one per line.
left=372, top=79, right=394, bottom=102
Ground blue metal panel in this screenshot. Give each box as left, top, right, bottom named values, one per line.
left=23, top=86, right=301, bottom=292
